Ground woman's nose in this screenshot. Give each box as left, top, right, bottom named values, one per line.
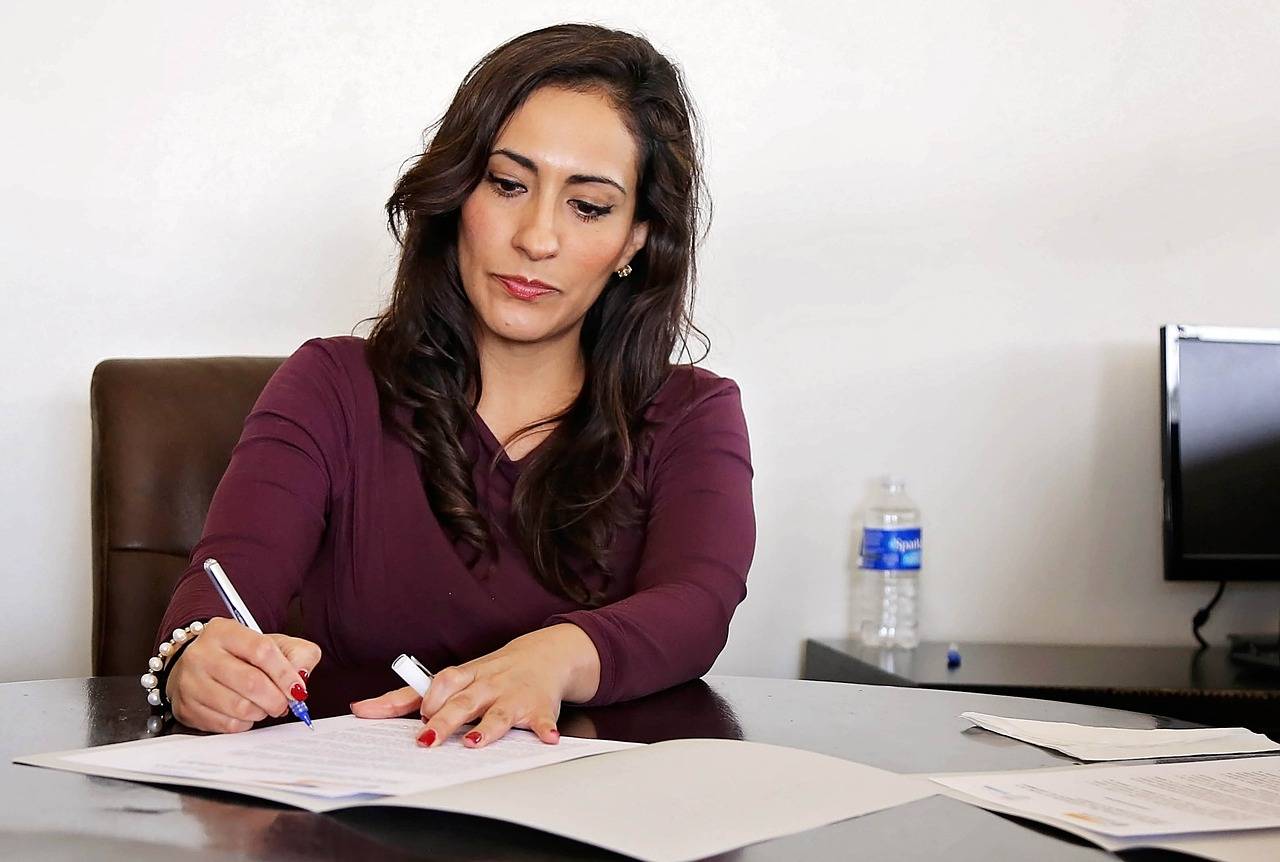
left=512, top=198, right=559, bottom=260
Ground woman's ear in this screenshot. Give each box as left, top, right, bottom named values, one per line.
left=617, top=220, right=649, bottom=270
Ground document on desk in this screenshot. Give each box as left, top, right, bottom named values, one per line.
left=962, top=711, right=1280, bottom=761
left=396, top=737, right=936, bottom=862
left=17, top=716, right=938, bottom=862
left=52, top=715, right=634, bottom=798
left=932, top=757, right=1280, bottom=837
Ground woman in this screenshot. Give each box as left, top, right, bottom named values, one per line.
left=153, top=23, right=755, bottom=748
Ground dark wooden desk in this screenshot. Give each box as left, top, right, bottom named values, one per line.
left=803, top=638, right=1280, bottom=736
left=2, top=670, right=1203, bottom=861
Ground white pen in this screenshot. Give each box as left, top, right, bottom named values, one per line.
left=202, top=557, right=314, bottom=730
left=392, top=653, right=435, bottom=697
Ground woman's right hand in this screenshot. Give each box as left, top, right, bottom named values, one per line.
left=165, top=617, right=322, bottom=733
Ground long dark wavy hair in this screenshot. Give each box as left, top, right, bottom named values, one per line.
left=365, top=23, right=710, bottom=605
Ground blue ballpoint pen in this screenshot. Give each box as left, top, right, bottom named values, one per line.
left=202, top=557, right=314, bottom=730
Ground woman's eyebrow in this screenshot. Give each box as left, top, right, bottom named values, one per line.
left=492, top=148, right=627, bottom=195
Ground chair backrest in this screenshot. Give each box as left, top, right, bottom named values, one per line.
left=90, top=355, right=285, bottom=675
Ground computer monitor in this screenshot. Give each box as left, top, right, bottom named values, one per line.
left=1161, top=324, right=1280, bottom=582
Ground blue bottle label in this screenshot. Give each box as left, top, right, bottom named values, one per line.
left=859, top=528, right=922, bottom=570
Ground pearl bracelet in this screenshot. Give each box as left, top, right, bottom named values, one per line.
left=141, top=621, right=204, bottom=708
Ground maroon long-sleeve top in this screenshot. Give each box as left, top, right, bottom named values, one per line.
left=156, top=336, right=755, bottom=706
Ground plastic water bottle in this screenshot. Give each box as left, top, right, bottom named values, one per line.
left=849, top=476, right=922, bottom=648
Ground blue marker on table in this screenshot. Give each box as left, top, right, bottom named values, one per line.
left=203, top=558, right=313, bottom=730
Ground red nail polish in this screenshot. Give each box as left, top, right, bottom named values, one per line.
left=298, top=669, right=309, bottom=682
left=549, top=727, right=560, bottom=737
left=465, top=730, right=482, bottom=745
left=418, top=729, right=436, bottom=747
left=290, top=682, right=308, bottom=702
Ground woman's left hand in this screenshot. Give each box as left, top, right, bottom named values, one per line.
left=350, top=623, right=600, bottom=748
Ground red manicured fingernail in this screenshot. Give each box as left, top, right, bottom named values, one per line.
left=549, top=727, right=560, bottom=737
left=465, top=731, right=482, bottom=745
left=298, top=669, right=309, bottom=682
left=421, top=713, right=430, bottom=724
left=290, top=683, right=308, bottom=702
left=418, top=729, right=436, bottom=747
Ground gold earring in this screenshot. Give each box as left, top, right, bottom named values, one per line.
left=615, top=264, right=632, bottom=278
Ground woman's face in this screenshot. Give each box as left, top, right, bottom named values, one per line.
left=457, top=85, right=649, bottom=349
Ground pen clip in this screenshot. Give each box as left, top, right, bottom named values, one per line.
left=406, top=655, right=433, bottom=679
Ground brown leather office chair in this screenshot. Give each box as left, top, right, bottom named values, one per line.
left=90, top=356, right=285, bottom=675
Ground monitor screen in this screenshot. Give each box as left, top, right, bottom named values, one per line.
left=1162, top=325, right=1280, bottom=581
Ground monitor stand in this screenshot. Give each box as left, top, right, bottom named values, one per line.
left=1228, top=631, right=1280, bottom=674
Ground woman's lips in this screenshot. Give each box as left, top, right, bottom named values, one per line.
left=495, top=275, right=556, bottom=301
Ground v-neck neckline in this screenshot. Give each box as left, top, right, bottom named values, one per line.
left=472, top=410, right=549, bottom=468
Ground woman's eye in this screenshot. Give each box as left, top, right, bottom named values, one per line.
left=486, top=173, right=523, bottom=196
left=572, top=201, right=612, bottom=222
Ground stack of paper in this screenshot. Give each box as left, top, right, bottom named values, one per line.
left=961, top=711, right=1280, bottom=761
left=52, top=715, right=637, bottom=798
left=16, top=716, right=938, bottom=862
left=932, top=758, right=1280, bottom=862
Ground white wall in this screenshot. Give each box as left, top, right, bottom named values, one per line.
left=2, top=1, right=1278, bottom=683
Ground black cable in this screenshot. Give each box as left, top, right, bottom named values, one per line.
left=1192, top=580, right=1226, bottom=649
